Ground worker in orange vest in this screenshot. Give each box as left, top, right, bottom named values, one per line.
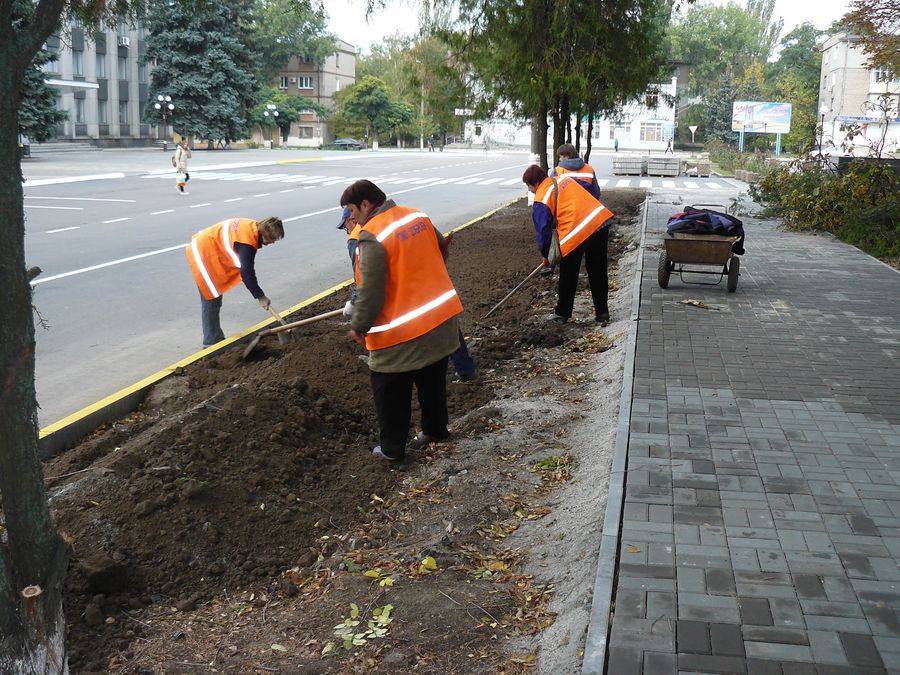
left=550, top=143, right=601, bottom=199
left=522, top=164, right=613, bottom=324
left=340, top=180, right=463, bottom=462
left=185, top=216, right=284, bottom=347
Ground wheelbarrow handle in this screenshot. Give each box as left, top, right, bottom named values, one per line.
left=261, top=308, right=344, bottom=335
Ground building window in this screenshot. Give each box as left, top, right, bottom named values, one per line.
left=874, top=68, right=899, bottom=84
left=118, top=55, right=127, bottom=77
left=117, top=20, right=127, bottom=37
left=298, top=75, right=313, bottom=89
left=45, top=53, right=59, bottom=73
left=279, top=76, right=288, bottom=89
left=299, top=108, right=314, bottom=115
left=335, top=52, right=340, bottom=68
left=335, top=77, right=341, bottom=91
left=138, top=63, right=147, bottom=82
left=98, top=100, right=108, bottom=124
left=72, top=50, right=83, bottom=75
left=640, top=122, right=662, bottom=141
left=75, top=99, right=85, bottom=123
left=96, top=53, right=106, bottom=77
left=610, top=125, right=630, bottom=140
left=645, top=94, right=658, bottom=108
left=118, top=101, right=129, bottom=124
left=299, top=126, right=314, bottom=138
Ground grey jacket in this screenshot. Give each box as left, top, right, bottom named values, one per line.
left=351, top=200, right=459, bottom=373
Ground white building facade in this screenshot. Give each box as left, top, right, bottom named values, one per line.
left=819, top=32, right=900, bottom=155
left=464, top=78, right=677, bottom=153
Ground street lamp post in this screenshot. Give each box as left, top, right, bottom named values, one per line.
left=263, top=103, right=279, bottom=146
left=154, top=94, right=174, bottom=151
left=818, top=104, right=829, bottom=155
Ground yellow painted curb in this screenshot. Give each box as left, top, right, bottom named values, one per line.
left=38, top=197, right=524, bottom=449
left=275, top=157, right=325, bottom=165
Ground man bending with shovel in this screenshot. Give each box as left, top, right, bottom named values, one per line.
left=341, top=180, right=462, bottom=462
left=186, top=216, right=284, bottom=348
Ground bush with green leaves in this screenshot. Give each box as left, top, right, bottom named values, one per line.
left=749, top=159, right=899, bottom=260
left=707, top=140, right=772, bottom=175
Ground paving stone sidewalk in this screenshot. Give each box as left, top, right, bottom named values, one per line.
left=605, top=195, right=900, bottom=674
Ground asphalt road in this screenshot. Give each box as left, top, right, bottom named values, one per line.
left=24, top=148, right=532, bottom=426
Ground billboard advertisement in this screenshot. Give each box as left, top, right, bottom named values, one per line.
left=731, top=101, right=792, bottom=133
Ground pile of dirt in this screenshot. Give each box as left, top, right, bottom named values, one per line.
left=42, top=190, right=646, bottom=673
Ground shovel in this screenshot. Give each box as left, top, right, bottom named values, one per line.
left=242, top=307, right=344, bottom=360
left=266, top=305, right=293, bottom=345
left=481, top=262, right=546, bottom=320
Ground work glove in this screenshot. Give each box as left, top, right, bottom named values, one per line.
left=540, top=258, right=553, bottom=276
left=343, top=300, right=354, bottom=317
left=257, top=296, right=271, bottom=310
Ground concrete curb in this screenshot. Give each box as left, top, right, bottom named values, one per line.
left=581, top=195, right=648, bottom=674
left=37, top=198, right=522, bottom=459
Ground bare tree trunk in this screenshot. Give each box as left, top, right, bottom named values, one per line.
left=0, top=34, right=70, bottom=675
left=585, top=110, right=594, bottom=163
left=562, top=94, right=571, bottom=143
left=551, top=95, right=565, bottom=168
left=574, top=105, right=582, bottom=155
left=530, top=98, right=549, bottom=169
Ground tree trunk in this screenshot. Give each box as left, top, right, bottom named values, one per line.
left=585, top=110, right=594, bottom=163
left=530, top=99, right=549, bottom=169
left=562, top=94, right=571, bottom=143
left=0, top=38, right=70, bottom=675
left=574, top=105, right=582, bottom=155
left=551, top=95, right=565, bottom=168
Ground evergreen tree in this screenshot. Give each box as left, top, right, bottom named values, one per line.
left=704, top=78, right=739, bottom=144
left=142, top=0, right=258, bottom=144
left=19, top=50, right=68, bottom=142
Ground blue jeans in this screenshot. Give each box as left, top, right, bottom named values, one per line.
left=200, top=291, right=225, bottom=347
left=449, top=328, right=476, bottom=377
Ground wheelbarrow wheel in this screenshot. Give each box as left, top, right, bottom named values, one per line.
left=727, top=256, right=740, bottom=293
left=657, top=250, right=671, bottom=289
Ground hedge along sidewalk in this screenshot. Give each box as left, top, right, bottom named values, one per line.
left=601, top=195, right=900, bottom=674
left=38, top=199, right=519, bottom=460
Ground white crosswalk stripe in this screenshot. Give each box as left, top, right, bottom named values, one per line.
left=500, top=178, right=521, bottom=186
left=707, top=182, right=722, bottom=189
left=452, top=177, right=484, bottom=185
left=662, top=180, right=676, bottom=188
left=477, top=178, right=504, bottom=185
left=615, top=179, right=631, bottom=188
left=597, top=179, right=610, bottom=187
left=640, top=180, right=652, bottom=188
left=683, top=181, right=699, bottom=189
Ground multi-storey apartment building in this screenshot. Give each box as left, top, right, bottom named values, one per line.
left=819, top=32, right=900, bottom=154
left=44, top=20, right=153, bottom=146
left=276, top=39, right=356, bottom=147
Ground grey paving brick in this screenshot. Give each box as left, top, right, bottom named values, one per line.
left=838, top=632, right=884, bottom=667
left=677, top=619, right=709, bottom=653
left=677, top=653, right=748, bottom=673
left=742, top=626, right=810, bottom=645
left=807, top=630, right=850, bottom=665
left=744, top=642, right=813, bottom=661
left=746, top=658, right=782, bottom=675
left=739, top=597, right=775, bottom=626
left=711, top=622, right=745, bottom=656
left=642, top=650, right=677, bottom=675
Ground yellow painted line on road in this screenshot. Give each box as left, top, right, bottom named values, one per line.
left=39, top=197, right=522, bottom=439
left=275, top=157, right=325, bottom=165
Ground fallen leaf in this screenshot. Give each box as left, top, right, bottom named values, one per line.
left=626, top=545, right=641, bottom=553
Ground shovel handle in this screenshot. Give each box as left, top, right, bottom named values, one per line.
left=267, top=305, right=290, bottom=327
left=262, top=308, right=344, bottom=335
left=482, top=263, right=546, bottom=319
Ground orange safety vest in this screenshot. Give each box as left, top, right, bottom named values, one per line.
left=554, top=163, right=597, bottom=188
left=534, top=176, right=613, bottom=257
left=356, top=205, right=463, bottom=351
left=186, top=218, right=260, bottom=300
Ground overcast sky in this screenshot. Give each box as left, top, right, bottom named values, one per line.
left=322, top=0, right=854, bottom=54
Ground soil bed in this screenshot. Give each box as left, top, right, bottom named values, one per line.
left=42, top=189, right=646, bottom=673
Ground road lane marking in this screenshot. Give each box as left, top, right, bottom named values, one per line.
left=683, top=181, right=699, bottom=189
left=477, top=178, right=504, bottom=185
left=151, top=209, right=174, bottom=215
left=25, top=205, right=83, bottom=210
left=103, top=217, right=132, bottom=223
left=254, top=193, right=271, bottom=197
left=25, top=196, right=136, bottom=203
left=597, top=179, right=609, bottom=186
left=500, top=179, right=521, bottom=186
left=280, top=189, right=295, bottom=193
left=25, top=172, right=126, bottom=187
left=46, top=226, right=80, bottom=233
left=640, top=180, right=652, bottom=188
left=190, top=203, right=212, bottom=208
left=225, top=197, right=243, bottom=202
left=707, top=182, right=722, bottom=189
left=31, top=243, right=188, bottom=285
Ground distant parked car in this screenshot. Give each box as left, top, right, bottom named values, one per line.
left=331, top=137, right=365, bottom=150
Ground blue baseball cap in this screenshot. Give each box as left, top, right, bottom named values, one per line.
left=337, top=206, right=351, bottom=229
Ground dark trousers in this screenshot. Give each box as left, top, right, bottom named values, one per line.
left=200, top=291, right=226, bottom=347
left=371, top=356, right=450, bottom=459
left=554, top=227, right=609, bottom=320
left=449, top=328, right=476, bottom=377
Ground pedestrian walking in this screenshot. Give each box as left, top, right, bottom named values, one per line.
left=613, top=137, right=619, bottom=152
left=341, top=179, right=463, bottom=462
left=665, top=139, right=673, bottom=154
left=174, top=138, right=191, bottom=195
left=185, top=216, right=284, bottom=347
left=522, top=164, right=613, bottom=324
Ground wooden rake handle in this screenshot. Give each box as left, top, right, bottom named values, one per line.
left=482, top=263, right=546, bottom=320
left=261, top=308, right=344, bottom=336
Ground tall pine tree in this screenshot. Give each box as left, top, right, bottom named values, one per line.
left=142, top=0, right=258, bottom=144
left=20, top=50, right=68, bottom=142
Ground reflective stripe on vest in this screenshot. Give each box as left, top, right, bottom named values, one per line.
left=357, top=205, right=462, bottom=350
left=534, top=178, right=613, bottom=257
left=187, top=218, right=256, bottom=300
